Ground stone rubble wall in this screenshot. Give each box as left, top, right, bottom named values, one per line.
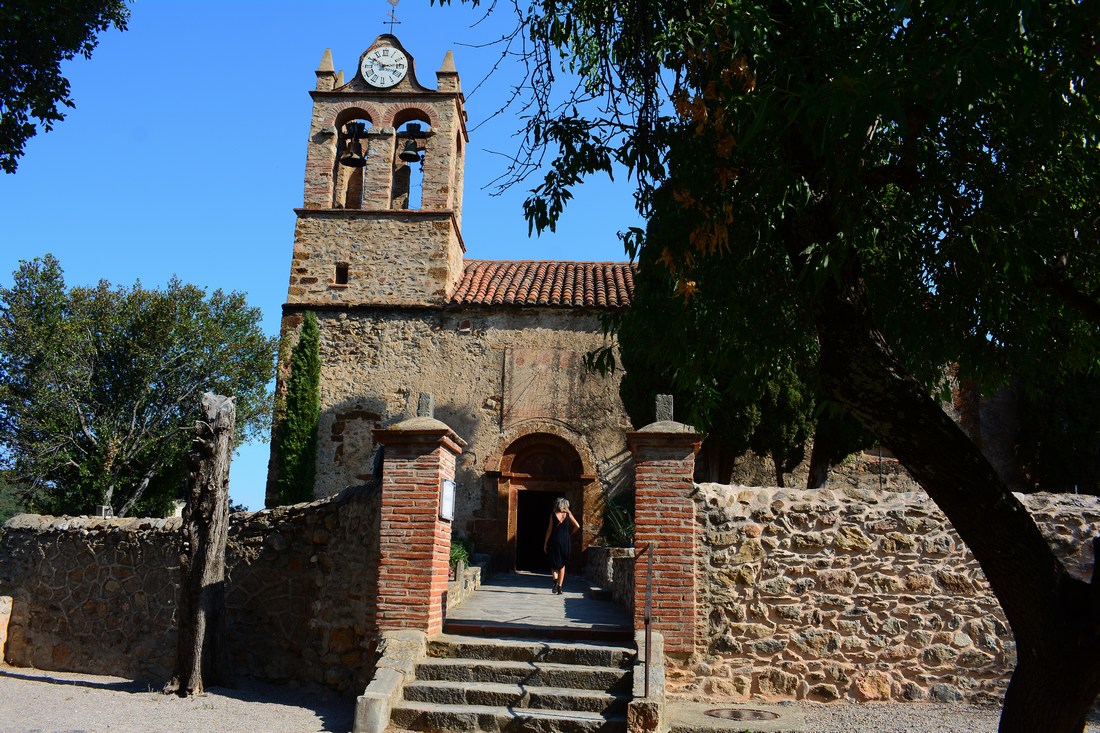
left=612, top=553, right=635, bottom=613
left=0, top=485, right=381, bottom=694
left=679, top=485, right=1100, bottom=704
left=727, top=449, right=923, bottom=494
left=585, top=546, right=635, bottom=612
left=300, top=306, right=633, bottom=557
left=0, top=514, right=180, bottom=680
left=446, top=555, right=491, bottom=610
left=585, top=546, right=634, bottom=590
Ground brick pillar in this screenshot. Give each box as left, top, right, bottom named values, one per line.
left=628, top=421, right=703, bottom=657
left=373, top=416, right=465, bottom=635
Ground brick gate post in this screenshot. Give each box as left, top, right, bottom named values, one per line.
left=628, top=414, right=704, bottom=657
left=373, top=415, right=466, bottom=635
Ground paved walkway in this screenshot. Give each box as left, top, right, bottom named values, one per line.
left=444, top=572, right=632, bottom=639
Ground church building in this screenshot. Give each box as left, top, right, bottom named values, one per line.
left=266, top=35, right=636, bottom=572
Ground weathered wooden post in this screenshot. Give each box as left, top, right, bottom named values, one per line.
left=164, top=393, right=235, bottom=696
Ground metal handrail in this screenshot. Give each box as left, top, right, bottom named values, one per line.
left=643, top=540, right=656, bottom=699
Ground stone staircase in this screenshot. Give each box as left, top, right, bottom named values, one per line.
left=389, top=633, right=635, bottom=733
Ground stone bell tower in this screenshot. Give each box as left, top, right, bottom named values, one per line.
left=287, top=35, right=467, bottom=307
left=267, top=37, right=468, bottom=507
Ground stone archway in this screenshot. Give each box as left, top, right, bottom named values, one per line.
left=491, top=433, right=596, bottom=573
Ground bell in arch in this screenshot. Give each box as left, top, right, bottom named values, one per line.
left=398, top=139, right=421, bottom=164
left=339, top=122, right=368, bottom=168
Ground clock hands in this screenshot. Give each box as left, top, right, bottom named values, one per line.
left=363, top=49, right=406, bottom=87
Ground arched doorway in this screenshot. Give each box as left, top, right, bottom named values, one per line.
left=497, top=434, right=587, bottom=573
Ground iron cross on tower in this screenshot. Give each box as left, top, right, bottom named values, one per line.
left=385, top=0, right=401, bottom=33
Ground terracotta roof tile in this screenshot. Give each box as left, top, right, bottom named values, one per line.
left=450, top=260, right=635, bottom=308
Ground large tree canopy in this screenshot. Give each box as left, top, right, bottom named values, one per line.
left=446, top=0, right=1100, bottom=730
left=0, top=0, right=129, bottom=173
left=0, top=255, right=276, bottom=517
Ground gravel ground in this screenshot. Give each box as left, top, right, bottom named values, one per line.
left=798, top=701, right=1100, bottom=733
left=0, top=666, right=353, bottom=733
left=2, top=665, right=1099, bottom=733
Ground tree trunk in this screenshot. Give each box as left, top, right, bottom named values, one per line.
left=811, top=260, right=1100, bottom=732
left=806, top=435, right=832, bottom=489
left=164, top=393, right=235, bottom=696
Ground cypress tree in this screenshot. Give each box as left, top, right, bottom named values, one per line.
left=275, top=312, right=320, bottom=504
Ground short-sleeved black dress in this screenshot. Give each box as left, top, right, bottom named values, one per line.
left=547, top=513, right=572, bottom=570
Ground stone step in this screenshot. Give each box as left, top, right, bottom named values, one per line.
left=428, top=633, right=635, bottom=668
left=414, top=657, right=631, bottom=691
left=403, top=679, right=630, bottom=714
left=442, top=621, right=634, bottom=643
left=391, top=700, right=628, bottom=733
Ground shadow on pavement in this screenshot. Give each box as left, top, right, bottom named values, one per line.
left=0, top=668, right=148, bottom=693
left=0, top=668, right=355, bottom=733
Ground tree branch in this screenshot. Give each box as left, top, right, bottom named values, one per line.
left=1039, top=265, right=1100, bottom=327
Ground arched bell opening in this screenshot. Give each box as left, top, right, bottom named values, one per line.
left=391, top=113, right=431, bottom=210
left=493, top=433, right=594, bottom=574
left=333, top=113, right=373, bottom=209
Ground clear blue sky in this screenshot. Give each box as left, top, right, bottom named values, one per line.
left=0, top=1, right=639, bottom=511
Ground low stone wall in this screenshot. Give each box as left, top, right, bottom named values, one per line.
left=446, top=555, right=489, bottom=610
left=586, top=546, right=635, bottom=613
left=0, top=514, right=180, bottom=680
left=612, top=554, right=635, bottom=612
left=0, top=485, right=381, bottom=694
left=227, top=485, right=381, bottom=693
left=679, top=485, right=1100, bottom=705
left=585, top=546, right=634, bottom=590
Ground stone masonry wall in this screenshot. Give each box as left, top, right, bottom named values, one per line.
left=0, top=485, right=380, bottom=694
left=294, top=305, right=633, bottom=550
left=0, top=514, right=179, bottom=680
left=287, top=212, right=463, bottom=307
left=679, top=485, right=1100, bottom=704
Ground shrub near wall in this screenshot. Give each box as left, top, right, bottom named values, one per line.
left=0, top=484, right=381, bottom=694
left=684, top=485, right=1100, bottom=704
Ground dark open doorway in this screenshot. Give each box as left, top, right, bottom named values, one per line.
left=494, top=432, right=587, bottom=573
left=515, top=490, right=561, bottom=572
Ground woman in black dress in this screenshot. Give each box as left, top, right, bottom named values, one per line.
left=543, top=497, right=580, bottom=594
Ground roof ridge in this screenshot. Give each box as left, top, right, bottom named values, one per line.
left=448, top=260, right=633, bottom=308
left=463, top=258, right=634, bottom=266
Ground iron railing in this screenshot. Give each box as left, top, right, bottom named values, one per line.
left=643, top=540, right=656, bottom=698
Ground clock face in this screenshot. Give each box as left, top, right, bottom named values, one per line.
left=361, top=47, right=408, bottom=89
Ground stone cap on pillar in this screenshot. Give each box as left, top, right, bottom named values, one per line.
left=627, top=394, right=704, bottom=451
left=635, top=420, right=697, bottom=434
left=374, top=415, right=467, bottom=454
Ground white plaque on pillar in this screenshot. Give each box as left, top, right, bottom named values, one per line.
left=440, top=479, right=456, bottom=522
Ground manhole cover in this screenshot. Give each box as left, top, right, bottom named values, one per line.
left=704, top=708, right=781, bottom=721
